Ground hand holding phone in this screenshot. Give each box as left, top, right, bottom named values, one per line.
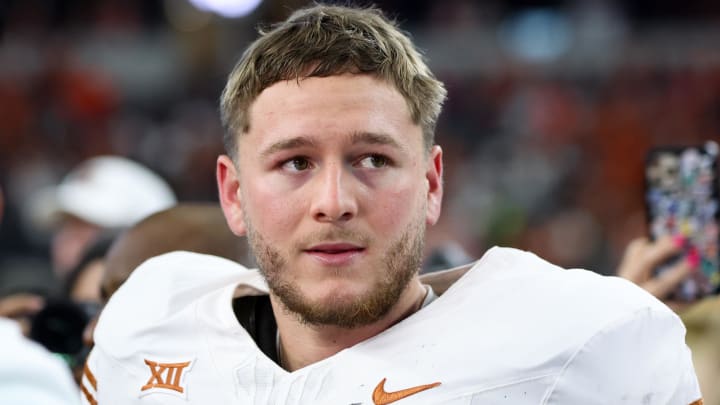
left=617, top=236, right=694, bottom=312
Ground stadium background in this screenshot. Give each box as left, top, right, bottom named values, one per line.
left=1, top=0, right=719, bottom=276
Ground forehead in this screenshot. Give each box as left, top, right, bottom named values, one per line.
left=240, top=74, right=421, bottom=151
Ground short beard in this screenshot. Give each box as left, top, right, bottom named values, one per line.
left=245, top=218, right=425, bottom=329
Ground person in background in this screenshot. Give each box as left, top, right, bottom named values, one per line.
left=0, top=184, right=80, bottom=404
left=2, top=155, right=174, bottom=385
left=83, top=4, right=701, bottom=404
left=2, top=156, right=174, bottom=384
left=31, top=236, right=115, bottom=383
left=32, top=155, right=177, bottom=278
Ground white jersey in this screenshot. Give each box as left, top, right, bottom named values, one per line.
left=82, top=247, right=702, bottom=405
left=0, top=318, right=79, bottom=405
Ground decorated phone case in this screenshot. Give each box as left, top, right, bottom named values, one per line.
left=645, top=141, right=720, bottom=300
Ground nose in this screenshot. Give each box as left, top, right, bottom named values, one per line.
left=309, top=162, right=358, bottom=223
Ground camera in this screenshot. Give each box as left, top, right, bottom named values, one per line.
left=29, top=298, right=100, bottom=368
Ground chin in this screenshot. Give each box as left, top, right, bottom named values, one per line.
left=275, top=272, right=404, bottom=328
left=303, top=278, right=372, bottom=303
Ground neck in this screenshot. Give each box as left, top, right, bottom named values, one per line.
left=271, top=277, right=427, bottom=371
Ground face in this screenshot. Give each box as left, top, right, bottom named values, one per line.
left=52, top=216, right=101, bottom=277
left=218, top=74, right=443, bottom=327
left=70, top=259, right=105, bottom=304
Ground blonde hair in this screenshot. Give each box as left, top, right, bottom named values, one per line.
left=219, top=3, right=446, bottom=160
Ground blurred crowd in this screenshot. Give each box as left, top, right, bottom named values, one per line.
left=2, top=0, right=719, bottom=278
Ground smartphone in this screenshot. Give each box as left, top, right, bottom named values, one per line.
left=644, top=141, right=720, bottom=301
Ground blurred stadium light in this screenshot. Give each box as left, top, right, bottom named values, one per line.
left=188, top=0, right=263, bottom=18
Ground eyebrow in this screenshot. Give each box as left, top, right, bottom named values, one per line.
left=260, top=136, right=317, bottom=158
left=349, top=131, right=403, bottom=150
left=260, top=132, right=403, bottom=158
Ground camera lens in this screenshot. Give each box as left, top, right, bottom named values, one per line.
left=29, top=298, right=89, bottom=356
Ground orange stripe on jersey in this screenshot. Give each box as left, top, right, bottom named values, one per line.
left=80, top=383, right=98, bottom=405
left=689, top=399, right=703, bottom=405
left=83, top=362, right=98, bottom=391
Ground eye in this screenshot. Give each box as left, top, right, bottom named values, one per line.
left=281, top=157, right=311, bottom=172
left=357, top=154, right=390, bottom=169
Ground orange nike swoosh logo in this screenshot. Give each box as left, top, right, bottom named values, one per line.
left=372, top=377, right=441, bottom=405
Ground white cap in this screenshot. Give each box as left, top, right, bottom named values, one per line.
left=47, top=156, right=176, bottom=228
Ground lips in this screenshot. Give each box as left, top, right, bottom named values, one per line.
left=304, top=243, right=365, bottom=266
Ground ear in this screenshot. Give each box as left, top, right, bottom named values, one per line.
left=217, top=155, right=247, bottom=236
left=425, top=145, right=443, bottom=226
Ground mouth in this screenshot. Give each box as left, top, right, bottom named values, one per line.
left=303, top=243, right=366, bottom=266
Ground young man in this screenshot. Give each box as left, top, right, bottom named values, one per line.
left=82, top=4, right=702, bottom=404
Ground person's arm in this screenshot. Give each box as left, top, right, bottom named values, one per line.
left=0, top=293, right=46, bottom=336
